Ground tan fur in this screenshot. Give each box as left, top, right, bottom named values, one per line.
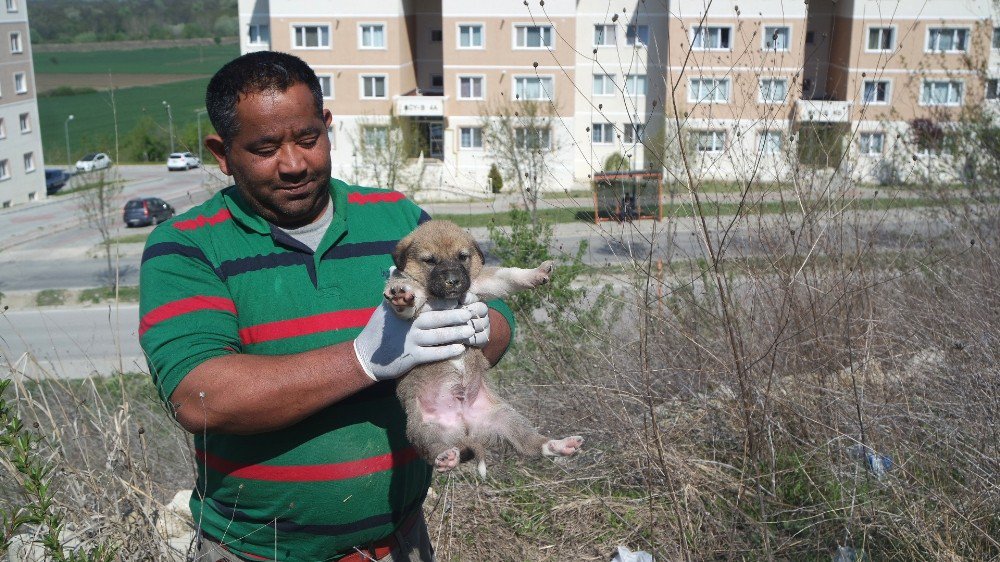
left=386, top=220, right=583, bottom=474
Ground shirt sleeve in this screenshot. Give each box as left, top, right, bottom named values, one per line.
left=138, top=230, right=241, bottom=403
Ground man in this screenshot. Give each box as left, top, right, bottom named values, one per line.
left=139, top=51, right=514, bottom=561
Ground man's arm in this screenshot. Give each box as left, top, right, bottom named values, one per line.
left=169, top=341, right=373, bottom=435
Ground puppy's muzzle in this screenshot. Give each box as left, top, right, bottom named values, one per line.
left=428, top=262, right=471, bottom=299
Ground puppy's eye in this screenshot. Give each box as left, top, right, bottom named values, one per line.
left=458, top=251, right=470, bottom=261
left=421, top=256, right=437, bottom=265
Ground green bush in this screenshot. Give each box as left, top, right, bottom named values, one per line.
left=35, top=289, right=67, bottom=307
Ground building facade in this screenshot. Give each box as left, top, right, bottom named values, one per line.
left=238, top=0, right=994, bottom=195
left=0, top=0, right=46, bottom=207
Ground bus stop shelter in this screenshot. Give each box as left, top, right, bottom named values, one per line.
left=591, top=170, right=663, bottom=224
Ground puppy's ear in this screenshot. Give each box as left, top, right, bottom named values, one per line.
left=393, top=236, right=411, bottom=271
left=473, top=241, right=486, bottom=266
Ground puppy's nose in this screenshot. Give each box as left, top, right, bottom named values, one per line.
left=443, top=272, right=462, bottom=288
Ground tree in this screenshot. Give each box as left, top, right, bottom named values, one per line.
left=122, top=116, right=169, bottom=163
left=349, top=114, right=428, bottom=193
left=480, top=99, right=559, bottom=223
left=78, top=169, right=125, bottom=290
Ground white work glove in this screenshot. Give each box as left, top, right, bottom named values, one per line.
left=354, top=301, right=474, bottom=381
left=462, top=294, right=490, bottom=348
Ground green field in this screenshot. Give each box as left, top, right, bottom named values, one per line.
left=35, top=44, right=239, bottom=166
left=33, top=44, right=240, bottom=75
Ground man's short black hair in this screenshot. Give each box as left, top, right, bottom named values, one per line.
left=205, top=51, right=324, bottom=152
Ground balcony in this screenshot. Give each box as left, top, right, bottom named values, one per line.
left=796, top=99, right=851, bottom=123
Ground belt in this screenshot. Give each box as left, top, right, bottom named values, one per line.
left=336, top=511, right=421, bottom=562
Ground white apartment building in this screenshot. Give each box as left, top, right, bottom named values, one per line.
left=238, top=0, right=995, bottom=195
left=0, top=0, right=46, bottom=207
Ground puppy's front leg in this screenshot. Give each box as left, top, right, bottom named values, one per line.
left=384, top=271, right=427, bottom=320
left=470, top=261, right=553, bottom=300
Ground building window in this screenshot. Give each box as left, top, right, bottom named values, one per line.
left=514, top=127, right=551, bottom=150
left=862, top=80, right=890, bottom=104
left=5, top=0, right=16, bottom=11
left=18, top=112, right=29, bottom=132
left=431, top=75, right=443, bottom=88
left=623, top=123, right=644, bottom=144
left=1, top=201, right=9, bottom=208
left=627, top=25, right=649, bottom=47
left=318, top=76, right=333, bottom=98
left=867, top=27, right=894, bottom=51
left=458, top=24, right=483, bottom=48
left=430, top=29, right=442, bottom=42
left=759, top=131, right=783, bottom=154
left=921, top=80, right=963, bottom=106
left=13, top=72, right=25, bottom=94
left=23, top=151, right=33, bottom=172
left=987, top=79, right=1000, bottom=100
left=689, top=78, right=730, bottom=103
left=293, top=25, right=330, bottom=48
left=248, top=24, right=269, bottom=45
left=693, top=130, right=726, bottom=153
left=9, top=31, right=21, bottom=53
left=926, top=28, right=968, bottom=52
left=514, top=76, right=553, bottom=101
left=994, top=28, right=1000, bottom=49
left=692, top=26, right=731, bottom=50
left=759, top=78, right=788, bottom=103
left=459, top=127, right=482, bottom=149
left=593, top=74, right=615, bottom=96
left=360, top=24, right=385, bottom=48
left=362, top=126, right=389, bottom=149
left=361, top=75, right=387, bottom=99
left=594, top=24, right=616, bottom=46
left=0, top=118, right=5, bottom=138
left=0, top=159, right=9, bottom=180
left=459, top=76, right=484, bottom=99
left=515, top=25, right=553, bottom=48
left=805, top=31, right=815, bottom=44
left=591, top=122, right=614, bottom=144
left=859, top=132, right=884, bottom=155
left=625, top=74, right=647, bottom=96
left=763, top=26, right=790, bottom=51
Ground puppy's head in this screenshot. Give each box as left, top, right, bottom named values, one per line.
left=393, top=220, right=485, bottom=299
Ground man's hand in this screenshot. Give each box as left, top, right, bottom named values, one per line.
left=354, top=301, right=473, bottom=381
left=462, top=294, right=490, bottom=348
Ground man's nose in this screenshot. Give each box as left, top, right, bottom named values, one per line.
left=277, top=144, right=307, bottom=176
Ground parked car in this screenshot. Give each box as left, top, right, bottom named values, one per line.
left=45, top=168, right=70, bottom=195
left=167, top=152, right=201, bottom=171
left=123, top=197, right=174, bottom=227
left=75, top=152, right=112, bottom=172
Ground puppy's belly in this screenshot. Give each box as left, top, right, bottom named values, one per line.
left=414, top=353, right=494, bottom=430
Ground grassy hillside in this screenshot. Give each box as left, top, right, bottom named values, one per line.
left=34, top=44, right=239, bottom=165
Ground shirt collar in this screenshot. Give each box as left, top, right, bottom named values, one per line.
left=223, top=179, right=345, bottom=236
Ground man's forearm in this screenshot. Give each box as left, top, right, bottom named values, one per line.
left=169, top=340, right=374, bottom=435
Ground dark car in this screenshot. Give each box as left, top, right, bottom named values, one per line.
left=123, top=197, right=174, bottom=227
left=45, top=169, right=70, bottom=195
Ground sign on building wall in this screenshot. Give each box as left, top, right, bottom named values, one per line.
left=396, top=96, right=444, bottom=117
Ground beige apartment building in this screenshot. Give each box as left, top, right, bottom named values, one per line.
left=238, top=0, right=995, bottom=194
left=0, top=0, right=46, bottom=207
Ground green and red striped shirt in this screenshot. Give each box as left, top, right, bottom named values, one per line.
left=139, top=178, right=512, bottom=561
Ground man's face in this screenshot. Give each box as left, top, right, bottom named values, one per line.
left=214, top=83, right=333, bottom=228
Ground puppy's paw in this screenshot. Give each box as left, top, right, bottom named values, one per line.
left=384, top=282, right=417, bottom=319
left=434, top=447, right=462, bottom=472
left=531, top=261, right=554, bottom=286
left=543, top=435, right=584, bottom=457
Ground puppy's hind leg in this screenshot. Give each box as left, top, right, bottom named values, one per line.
left=473, top=397, right=583, bottom=459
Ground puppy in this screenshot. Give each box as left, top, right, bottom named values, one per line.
left=385, top=220, right=584, bottom=475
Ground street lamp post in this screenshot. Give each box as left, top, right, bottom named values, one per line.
left=195, top=108, right=208, bottom=164
left=162, top=100, right=175, bottom=154
left=64, top=114, right=74, bottom=171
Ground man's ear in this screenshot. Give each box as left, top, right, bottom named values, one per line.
left=204, top=134, right=232, bottom=176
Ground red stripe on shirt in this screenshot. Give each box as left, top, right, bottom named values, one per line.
left=195, top=446, right=420, bottom=482
left=139, top=296, right=237, bottom=337
left=347, top=191, right=406, bottom=205
left=239, top=307, right=376, bottom=345
left=173, top=208, right=232, bottom=231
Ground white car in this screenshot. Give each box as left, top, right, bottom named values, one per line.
left=167, top=152, right=201, bottom=171
left=75, top=152, right=112, bottom=172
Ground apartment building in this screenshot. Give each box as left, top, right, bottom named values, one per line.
left=0, top=0, right=45, bottom=207
left=238, top=0, right=994, bottom=194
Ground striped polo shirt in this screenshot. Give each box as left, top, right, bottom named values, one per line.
left=139, top=178, right=513, bottom=561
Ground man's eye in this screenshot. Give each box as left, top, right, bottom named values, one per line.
left=299, top=136, right=319, bottom=147
left=253, top=146, right=278, bottom=156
